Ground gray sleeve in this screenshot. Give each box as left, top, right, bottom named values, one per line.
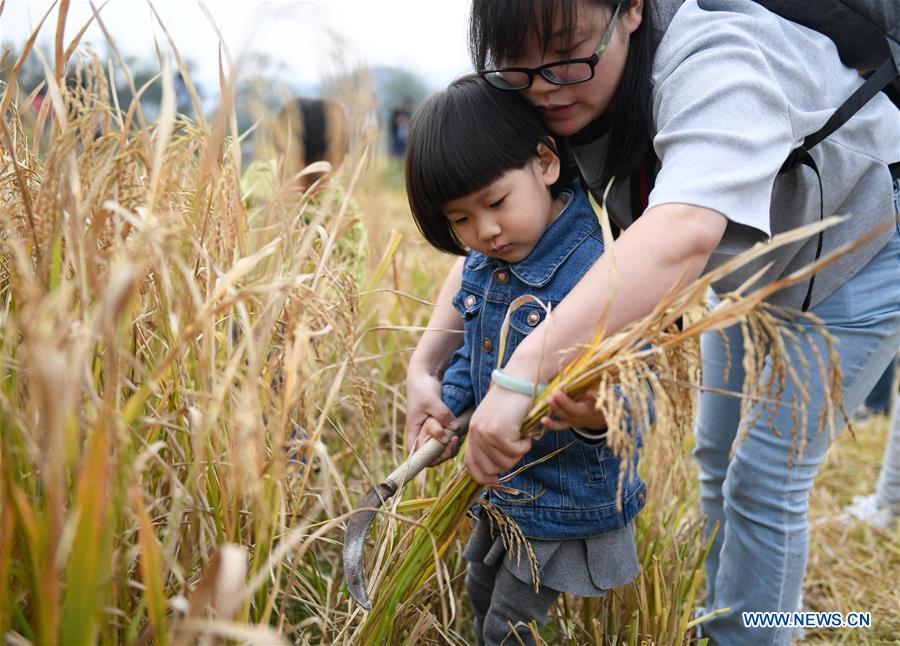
left=648, top=22, right=797, bottom=254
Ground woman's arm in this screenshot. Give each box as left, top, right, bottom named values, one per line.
left=405, top=256, right=466, bottom=449
left=463, top=203, right=728, bottom=484
left=508, top=203, right=727, bottom=381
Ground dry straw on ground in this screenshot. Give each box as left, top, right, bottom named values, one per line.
left=1, top=4, right=897, bottom=645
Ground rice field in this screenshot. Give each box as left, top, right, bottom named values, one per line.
left=0, top=10, right=897, bottom=645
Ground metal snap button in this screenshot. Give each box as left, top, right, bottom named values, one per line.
left=464, top=294, right=476, bottom=308
left=526, top=311, right=541, bottom=326
left=638, top=491, right=646, bottom=504
left=481, top=338, right=492, bottom=352
left=495, top=270, right=509, bottom=284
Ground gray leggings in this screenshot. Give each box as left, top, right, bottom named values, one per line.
left=465, top=560, right=560, bottom=646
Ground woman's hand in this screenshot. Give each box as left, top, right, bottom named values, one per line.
left=540, top=389, right=607, bottom=431
left=464, top=385, right=533, bottom=485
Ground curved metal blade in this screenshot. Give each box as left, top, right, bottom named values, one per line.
left=343, top=481, right=397, bottom=610
left=343, top=408, right=473, bottom=610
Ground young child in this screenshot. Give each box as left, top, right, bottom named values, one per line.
left=404, top=75, right=647, bottom=645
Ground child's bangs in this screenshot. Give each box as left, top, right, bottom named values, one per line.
left=407, top=78, right=545, bottom=220
left=418, top=118, right=531, bottom=214
left=405, top=75, right=557, bottom=255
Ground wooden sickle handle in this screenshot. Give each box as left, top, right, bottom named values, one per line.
left=386, top=408, right=474, bottom=488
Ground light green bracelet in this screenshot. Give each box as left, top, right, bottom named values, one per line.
left=491, top=368, right=547, bottom=397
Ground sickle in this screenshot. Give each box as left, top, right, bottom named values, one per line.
left=343, top=408, right=473, bottom=610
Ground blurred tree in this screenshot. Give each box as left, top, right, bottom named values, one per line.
left=110, top=54, right=200, bottom=120
left=233, top=51, right=296, bottom=133
left=320, top=65, right=429, bottom=156
left=0, top=44, right=49, bottom=93
left=0, top=43, right=199, bottom=122
left=3, top=41, right=430, bottom=164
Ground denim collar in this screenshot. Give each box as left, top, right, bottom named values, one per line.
left=467, top=186, right=598, bottom=287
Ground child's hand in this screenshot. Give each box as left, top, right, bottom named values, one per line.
left=412, top=416, right=464, bottom=467
left=540, top=390, right=607, bottom=431
left=405, top=369, right=459, bottom=452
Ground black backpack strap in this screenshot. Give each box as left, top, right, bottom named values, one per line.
left=779, top=57, right=898, bottom=311
left=890, top=161, right=900, bottom=180
left=806, top=57, right=898, bottom=147
left=782, top=150, right=826, bottom=312
left=783, top=57, right=899, bottom=171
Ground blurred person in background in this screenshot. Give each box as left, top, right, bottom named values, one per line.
left=272, top=97, right=349, bottom=191
left=846, top=350, right=900, bottom=530
left=244, top=96, right=350, bottom=201
left=856, top=354, right=898, bottom=420
left=388, top=96, right=413, bottom=158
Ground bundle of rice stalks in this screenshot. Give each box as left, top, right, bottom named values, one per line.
left=357, top=205, right=881, bottom=642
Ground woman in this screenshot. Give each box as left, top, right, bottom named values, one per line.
left=405, top=0, right=900, bottom=643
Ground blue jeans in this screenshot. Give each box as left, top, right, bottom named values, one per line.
left=695, top=222, right=900, bottom=645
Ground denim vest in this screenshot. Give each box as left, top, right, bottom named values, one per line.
left=441, top=185, right=647, bottom=540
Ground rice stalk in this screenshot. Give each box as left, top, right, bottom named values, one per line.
left=0, top=9, right=379, bottom=643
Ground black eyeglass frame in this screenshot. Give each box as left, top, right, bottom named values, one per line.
left=479, top=1, right=627, bottom=91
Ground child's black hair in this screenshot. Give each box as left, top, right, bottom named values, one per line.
left=405, top=74, right=572, bottom=256
left=468, top=0, right=657, bottom=190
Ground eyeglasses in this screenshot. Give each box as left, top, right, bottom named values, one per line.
left=480, top=2, right=625, bottom=91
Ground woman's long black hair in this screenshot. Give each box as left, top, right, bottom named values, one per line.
left=404, top=74, right=573, bottom=256
left=468, top=0, right=657, bottom=189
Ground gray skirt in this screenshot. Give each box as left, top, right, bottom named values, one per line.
left=462, top=514, right=640, bottom=597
